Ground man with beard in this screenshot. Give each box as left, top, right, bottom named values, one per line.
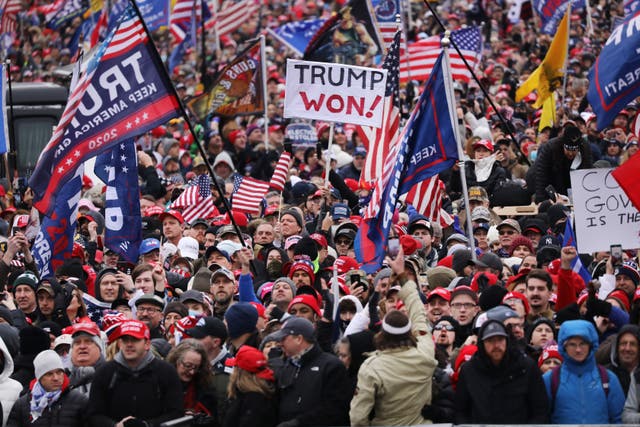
left=426, top=288, right=451, bottom=327
left=209, top=267, right=236, bottom=320
left=525, top=269, right=554, bottom=323
left=455, top=320, right=549, bottom=423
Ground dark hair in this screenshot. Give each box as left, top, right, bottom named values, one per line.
left=373, top=311, right=417, bottom=351
left=526, top=268, right=553, bottom=291
left=132, top=263, right=154, bottom=283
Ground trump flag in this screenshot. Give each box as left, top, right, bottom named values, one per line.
left=29, top=2, right=181, bottom=216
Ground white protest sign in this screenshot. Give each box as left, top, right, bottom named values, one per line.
left=283, top=59, right=387, bottom=127
left=570, top=168, right=640, bottom=253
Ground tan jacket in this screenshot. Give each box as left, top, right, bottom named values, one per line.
left=349, top=278, right=436, bottom=426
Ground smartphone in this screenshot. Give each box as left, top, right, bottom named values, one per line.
left=545, top=185, right=557, bottom=202
left=388, top=238, right=400, bottom=257
left=610, top=244, right=623, bottom=267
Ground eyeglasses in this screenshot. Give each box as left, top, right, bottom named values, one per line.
left=179, top=360, right=199, bottom=372
left=335, top=239, right=351, bottom=246
left=499, top=229, right=516, bottom=235
left=137, top=306, right=162, bottom=314
left=564, top=341, right=589, bottom=350
left=451, top=302, right=476, bottom=310
left=434, top=324, right=455, bottom=331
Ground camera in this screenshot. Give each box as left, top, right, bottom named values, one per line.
left=610, top=244, right=623, bottom=267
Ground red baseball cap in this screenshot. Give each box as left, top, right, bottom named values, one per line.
left=144, top=206, right=165, bottom=217
left=159, top=210, right=185, bottom=224
left=472, top=139, right=494, bottom=152
left=288, top=294, right=322, bottom=317
left=71, top=321, right=101, bottom=337
left=333, top=256, right=359, bottom=275
left=310, top=233, right=328, bottom=248
left=502, top=291, right=531, bottom=315
left=226, top=346, right=274, bottom=380
left=115, top=320, right=150, bottom=340
left=427, top=288, right=451, bottom=302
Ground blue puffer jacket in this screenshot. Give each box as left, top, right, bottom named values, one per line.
left=543, top=320, right=625, bottom=424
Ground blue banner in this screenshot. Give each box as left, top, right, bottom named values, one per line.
left=587, top=11, right=640, bottom=130
left=563, top=215, right=592, bottom=286
left=533, top=0, right=584, bottom=34
left=354, top=52, right=459, bottom=273
left=371, top=0, right=401, bottom=24
left=285, top=123, right=317, bottom=148
left=139, top=0, right=170, bottom=31
left=169, top=31, right=191, bottom=74
left=267, top=18, right=326, bottom=57
left=29, top=3, right=181, bottom=216
left=95, top=140, right=142, bottom=263
left=0, top=65, right=8, bottom=155
left=32, top=167, right=83, bottom=278
left=47, top=0, right=89, bottom=30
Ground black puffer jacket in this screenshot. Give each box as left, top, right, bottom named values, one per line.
left=223, top=391, right=278, bottom=427
left=533, top=136, right=593, bottom=203
left=7, top=380, right=88, bottom=427
left=87, top=352, right=183, bottom=427
left=454, top=320, right=549, bottom=424
left=275, top=344, right=351, bottom=426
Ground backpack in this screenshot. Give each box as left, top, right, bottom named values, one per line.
left=550, top=364, right=609, bottom=410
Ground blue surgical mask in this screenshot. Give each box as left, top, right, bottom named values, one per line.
left=530, top=150, right=537, bottom=162
left=188, top=309, right=203, bottom=317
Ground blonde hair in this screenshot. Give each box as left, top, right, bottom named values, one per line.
left=227, top=366, right=275, bottom=400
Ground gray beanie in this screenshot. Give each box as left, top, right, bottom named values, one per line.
left=34, top=350, right=64, bottom=380
left=273, top=277, right=297, bottom=296
left=282, top=209, right=304, bottom=228
left=373, top=268, right=392, bottom=289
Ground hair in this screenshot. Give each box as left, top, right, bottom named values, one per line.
left=132, top=263, right=154, bottom=283
left=105, top=341, right=119, bottom=361
left=526, top=268, right=553, bottom=291
left=166, top=339, right=214, bottom=388
left=373, top=311, right=417, bottom=351
left=227, top=364, right=275, bottom=400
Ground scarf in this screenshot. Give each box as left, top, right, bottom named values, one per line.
left=30, top=381, right=62, bottom=422
left=474, top=154, right=497, bottom=182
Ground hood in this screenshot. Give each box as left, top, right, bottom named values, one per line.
left=0, top=335, right=14, bottom=382
left=339, top=295, right=363, bottom=313
left=610, top=324, right=640, bottom=367
left=0, top=324, right=19, bottom=359
left=558, top=319, right=598, bottom=365
left=213, top=151, right=235, bottom=171
left=94, top=268, right=124, bottom=301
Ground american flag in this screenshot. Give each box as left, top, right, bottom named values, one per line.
left=231, top=151, right=291, bottom=215
left=232, top=175, right=271, bottom=216
left=206, top=0, right=260, bottom=38
left=0, top=0, right=21, bottom=33
left=270, top=151, right=292, bottom=192
left=399, top=27, right=482, bottom=83
left=82, top=292, right=112, bottom=328
left=171, top=174, right=218, bottom=224
left=170, top=0, right=203, bottom=43
left=404, top=176, right=454, bottom=227
left=357, top=31, right=401, bottom=183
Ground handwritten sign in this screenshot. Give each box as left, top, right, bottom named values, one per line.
left=571, top=168, right=640, bottom=252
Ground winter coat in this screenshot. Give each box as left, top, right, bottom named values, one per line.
left=421, top=367, right=455, bottom=423
left=455, top=320, right=549, bottom=424
left=7, top=376, right=88, bottom=427
left=533, top=136, right=593, bottom=202
left=0, top=338, right=21, bottom=427
left=275, top=344, right=351, bottom=426
left=449, top=159, right=507, bottom=201
left=349, top=279, right=437, bottom=426
left=623, top=370, right=640, bottom=423
left=10, top=355, right=36, bottom=395
left=87, top=352, right=183, bottom=427
left=605, top=325, right=640, bottom=395
left=223, top=391, right=277, bottom=427
left=543, top=320, right=625, bottom=424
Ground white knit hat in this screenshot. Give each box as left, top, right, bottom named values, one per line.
left=34, top=350, right=64, bottom=380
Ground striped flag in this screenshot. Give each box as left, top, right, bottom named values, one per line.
left=371, top=0, right=402, bottom=52
left=206, top=0, right=260, bottom=38
left=232, top=175, right=270, bottom=216
left=171, top=174, right=218, bottom=224
left=404, top=176, right=454, bottom=227
left=0, top=0, right=21, bottom=33
left=270, top=151, right=292, bottom=192
left=170, top=0, right=205, bottom=43
left=399, top=26, right=482, bottom=83
left=357, top=31, right=401, bottom=183
left=562, top=215, right=592, bottom=287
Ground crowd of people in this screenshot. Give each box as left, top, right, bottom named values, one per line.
left=2, top=0, right=640, bottom=426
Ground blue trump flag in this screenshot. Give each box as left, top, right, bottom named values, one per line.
left=267, top=18, right=326, bottom=57
left=32, top=167, right=83, bottom=278
left=354, top=52, right=459, bottom=273
left=562, top=215, right=593, bottom=286
left=95, top=140, right=142, bottom=263
left=0, top=64, right=8, bottom=155
left=29, top=3, right=181, bottom=217
left=533, top=0, right=585, bottom=34
left=587, top=11, right=640, bottom=130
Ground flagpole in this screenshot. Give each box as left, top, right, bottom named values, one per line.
left=213, top=0, right=221, bottom=55
left=398, top=13, right=411, bottom=90
left=442, top=33, right=476, bottom=259
left=561, top=2, right=572, bottom=112
left=129, top=0, right=251, bottom=257
left=260, top=34, right=270, bottom=150
left=5, top=60, right=15, bottom=191
left=325, top=122, right=334, bottom=187
left=200, top=0, right=207, bottom=85
left=421, top=0, right=530, bottom=167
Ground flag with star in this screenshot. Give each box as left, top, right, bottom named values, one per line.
left=171, top=174, right=219, bottom=224
left=29, top=2, right=182, bottom=217
left=95, top=139, right=142, bottom=263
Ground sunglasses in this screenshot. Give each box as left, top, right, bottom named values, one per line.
left=499, top=229, right=516, bottom=235
left=434, top=324, right=455, bottom=331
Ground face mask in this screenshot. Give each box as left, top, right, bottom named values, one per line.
left=267, top=260, right=283, bottom=277
left=359, top=195, right=371, bottom=206
left=188, top=309, right=203, bottom=317
left=529, top=150, right=537, bottom=162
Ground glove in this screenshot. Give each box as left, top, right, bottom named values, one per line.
left=277, top=419, right=300, bottom=427
left=587, top=296, right=612, bottom=318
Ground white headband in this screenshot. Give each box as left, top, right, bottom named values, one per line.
left=382, top=318, right=412, bottom=335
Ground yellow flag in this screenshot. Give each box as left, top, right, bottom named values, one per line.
left=538, top=92, right=556, bottom=131
left=516, top=9, right=569, bottom=108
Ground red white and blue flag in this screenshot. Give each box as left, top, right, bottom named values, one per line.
left=29, top=3, right=182, bottom=217
left=171, top=174, right=219, bottom=224
left=562, top=215, right=592, bottom=287
left=0, top=0, right=21, bottom=34
left=355, top=52, right=459, bottom=273
left=404, top=176, right=454, bottom=227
